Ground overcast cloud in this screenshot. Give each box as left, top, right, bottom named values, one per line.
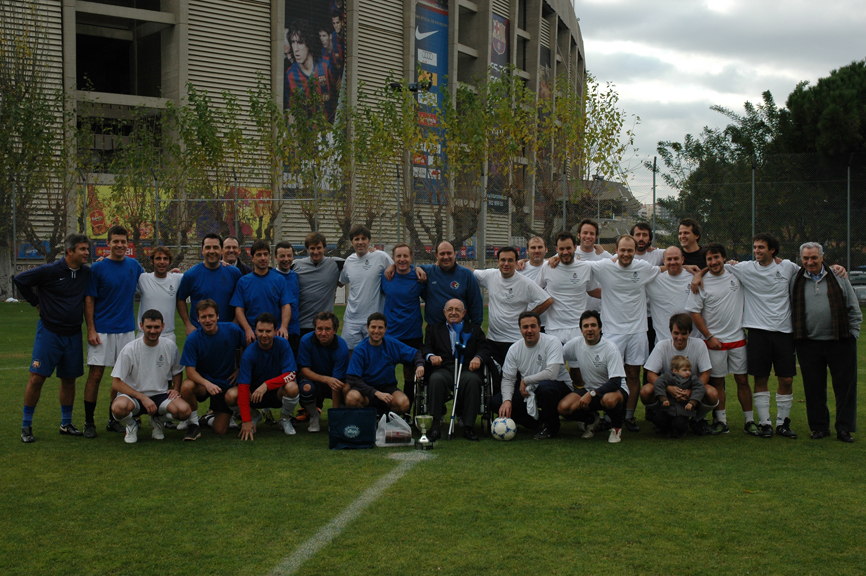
left=574, top=0, right=866, bottom=200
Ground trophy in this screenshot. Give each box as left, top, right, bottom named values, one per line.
left=414, top=414, right=434, bottom=450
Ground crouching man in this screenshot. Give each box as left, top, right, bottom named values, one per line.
left=559, top=311, right=630, bottom=443
left=345, top=313, right=424, bottom=415
left=110, top=309, right=189, bottom=444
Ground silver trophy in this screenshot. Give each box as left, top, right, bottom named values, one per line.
left=414, top=414, right=434, bottom=450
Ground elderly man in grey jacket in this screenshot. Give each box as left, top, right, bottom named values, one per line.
left=790, top=242, right=862, bottom=443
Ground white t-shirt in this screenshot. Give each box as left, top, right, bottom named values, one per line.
left=137, top=272, right=183, bottom=340
left=519, top=262, right=545, bottom=283
left=726, top=260, right=798, bottom=333
left=562, top=336, right=628, bottom=394
left=536, top=260, right=594, bottom=332
left=644, top=338, right=712, bottom=377
left=576, top=247, right=613, bottom=313
left=339, top=251, right=394, bottom=324
left=111, top=337, right=183, bottom=396
left=646, top=271, right=699, bottom=341
left=501, top=333, right=572, bottom=400
left=634, top=249, right=665, bottom=267
left=685, top=270, right=745, bottom=343
left=588, top=259, right=660, bottom=335
left=475, top=269, right=550, bottom=342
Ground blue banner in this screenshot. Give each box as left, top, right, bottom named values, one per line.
left=414, top=2, right=448, bottom=204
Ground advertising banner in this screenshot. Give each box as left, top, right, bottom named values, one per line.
left=487, top=13, right=511, bottom=214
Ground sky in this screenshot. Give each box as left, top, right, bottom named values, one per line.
left=574, top=0, right=866, bottom=201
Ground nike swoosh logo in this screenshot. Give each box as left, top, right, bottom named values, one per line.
left=415, top=27, right=438, bottom=41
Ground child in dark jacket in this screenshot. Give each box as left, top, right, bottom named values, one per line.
left=653, top=355, right=706, bottom=438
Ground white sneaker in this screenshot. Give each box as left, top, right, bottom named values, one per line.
left=582, top=413, right=600, bottom=439
left=151, top=415, right=165, bottom=440
left=279, top=417, right=296, bottom=435
left=608, top=427, right=622, bottom=443
left=176, top=419, right=189, bottom=431
left=124, top=421, right=140, bottom=444
left=251, top=409, right=262, bottom=428
left=229, top=417, right=239, bottom=429
left=308, top=408, right=321, bottom=433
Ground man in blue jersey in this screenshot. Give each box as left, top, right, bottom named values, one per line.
left=382, top=243, right=426, bottom=407
left=226, top=313, right=300, bottom=440
left=345, top=313, right=425, bottom=415
left=230, top=240, right=293, bottom=344
left=179, top=299, right=247, bottom=439
left=274, top=241, right=301, bottom=354
left=296, top=311, right=350, bottom=432
left=177, top=234, right=242, bottom=334
left=15, top=233, right=91, bottom=443
left=84, top=226, right=144, bottom=437
left=422, top=241, right=484, bottom=327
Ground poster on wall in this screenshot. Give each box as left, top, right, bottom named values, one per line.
left=486, top=13, right=511, bottom=214
left=414, top=0, right=448, bottom=204
left=535, top=45, right=553, bottom=222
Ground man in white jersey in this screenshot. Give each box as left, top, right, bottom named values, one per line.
left=136, top=247, right=182, bottom=343
left=686, top=243, right=753, bottom=436
left=475, top=246, right=553, bottom=366
left=536, top=231, right=594, bottom=344
left=110, top=309, right=189, bottom=444
left=559, top=310, right=630, bottom=443
left=639, top=313, right=719, bottom=435
left=497, top=312, right=573, bottom=439
left=575, top=218, right=613, bottom=314
left=518, top=236, right=547, bottom=283
left=585, top=234, right=660, bottom=432
left=339, top=225, right=394, bottom=350
left=646, top=247, right=699, bottom=342
left=631, top=223, right=664, bottom=388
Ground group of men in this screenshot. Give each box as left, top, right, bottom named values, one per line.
left=15, top=217, right=860, bottom=445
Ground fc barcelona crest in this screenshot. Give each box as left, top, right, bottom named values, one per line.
left=492, top=20, right=507, bottom=55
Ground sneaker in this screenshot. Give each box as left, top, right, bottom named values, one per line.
left=279, top=417, right=296, bottom=435
left=163, top=420, right=178, bottom=430
left=251, top=409, right=263, bottom=428
left=294, top=407, right=309, bottom=423
left=744, top=420, right=760, bottom=436
left=106, top=418, right=125, bottom=433
left=124, top=420, right=140, bottom=444
left=608, top=427, right=622, bottom=443
left=689, top=418, right=712, bottom=436
left=83, top=423, right=97, bottom=438
left=176, top=419, right=189, bottom=431
left=533, top=426, right=553, bottom=440
left=229, top=416, right=239, bottom=429
left=184, top=424, right=201, bottom=441
left=624, top=417, right=640, bottom=433
left=582, top=413, right=600, bottom=439
left=261, top=408, right=277, bottom=425
left=21, top=426, right=35, bottom=443
left=308, top=408, right=321, bottom=433
left=59, top=423, right=84, bottom=437
left=151, top=416, right=165, bottom=440
left=710, top=420, right=730, bottom=435
left=775, top=417, right=797, bottom=439
left=597, top=417, right=612, bottom=432
left=758, top=423, right=774, bottom=438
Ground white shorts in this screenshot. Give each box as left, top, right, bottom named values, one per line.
left=341, top=322, right=368, bottom=350
left=87, top=331, right=135, bottom=367
left=136, top=330, right=177, bottom=344
left=606, top=333, right=649, bottom=366
left=547, top=327, right=582, bottom=345
left=708, top=347, right=748, bottom=378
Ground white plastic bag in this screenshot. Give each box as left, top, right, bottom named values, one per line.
left=375, top=411, right=414, bottom=447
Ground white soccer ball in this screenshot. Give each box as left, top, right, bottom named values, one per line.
left=491, top=417, right=517, bottom=441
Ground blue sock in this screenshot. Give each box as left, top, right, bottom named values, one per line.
left=61, top=405, right=73, bottom=426
left=23, top=405, right=35, bottom=428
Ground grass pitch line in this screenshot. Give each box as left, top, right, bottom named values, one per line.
left=269, top=451, right=432, bottom=576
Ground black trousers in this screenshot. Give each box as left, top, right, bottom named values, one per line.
left=493, top=380, right=572, bottom=435
left=428, top=364, right=483, bottom=430
left=488, top=340, right=514, bottom=368
left=398, top=337, right=423, bottom=406
left=795, top=337, right=858, bottom=433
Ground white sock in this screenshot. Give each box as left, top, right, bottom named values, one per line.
left=754, top=391, right=771, bottom=426
left=625, top=408, right=635, bottom=420
left=775, top=393, right=793, bottom=425
left=714, top=409, right=727, bottom=424
left=743, top=410, right=754, bottom=423
left=281, top=394, right=300, bottom=419
left=116, top=413, right=135, bottom=427
left=189, top=409, right=199, bottom=426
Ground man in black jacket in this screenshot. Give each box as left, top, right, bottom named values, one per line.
left=421, top=298, right=491, bottom=441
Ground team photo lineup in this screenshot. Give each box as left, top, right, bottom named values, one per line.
left=15, top=216, right=860, bottom=446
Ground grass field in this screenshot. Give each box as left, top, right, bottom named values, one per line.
left=2, top=303, right=865, bottom=576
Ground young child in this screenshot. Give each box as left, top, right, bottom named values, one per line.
left=653, top=355, right=706, bottom=438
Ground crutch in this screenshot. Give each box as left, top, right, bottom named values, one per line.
left=448, top=342, right=465, bottom=439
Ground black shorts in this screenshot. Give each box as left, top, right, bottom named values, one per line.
left=195, top=386, right=234, bottom=414
left=746, top=329, right=796, bottom=378
left=369, top=384, right=401, bottom=413
left=250, top=387, right=283, bottom=410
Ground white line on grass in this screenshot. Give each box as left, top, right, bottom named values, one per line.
left=269, top=451, right=432, bottom=576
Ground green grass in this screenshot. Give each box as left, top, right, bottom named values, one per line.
left=1, top=303, right=865, bottom=576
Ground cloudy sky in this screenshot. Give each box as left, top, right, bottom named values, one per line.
left=575, top=0, right=866, bottom=201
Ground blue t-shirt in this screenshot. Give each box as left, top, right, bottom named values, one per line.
left=177, top=263, right=242, bottom=328
left=296, top=331, right=349, bottom=380
left=275, top=268, right=301, bottom=336
left=381, top=269, right=426, bottom=340
left=237, top=336, right=297, bottom=386
left=86, top=257, right=144, bottom=334
left=421, top=264, right=484, bottom=326
left=230, top=269, right=292, bottom=327
left=180, top=322, right=246, bottom=390
left=347, top=336, right=418, bottom=389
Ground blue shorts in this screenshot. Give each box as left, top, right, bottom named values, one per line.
left=30, top=321, right=84, bottom=379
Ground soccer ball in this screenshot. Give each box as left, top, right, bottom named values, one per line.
left=490, top=417, right=517, bottom=441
